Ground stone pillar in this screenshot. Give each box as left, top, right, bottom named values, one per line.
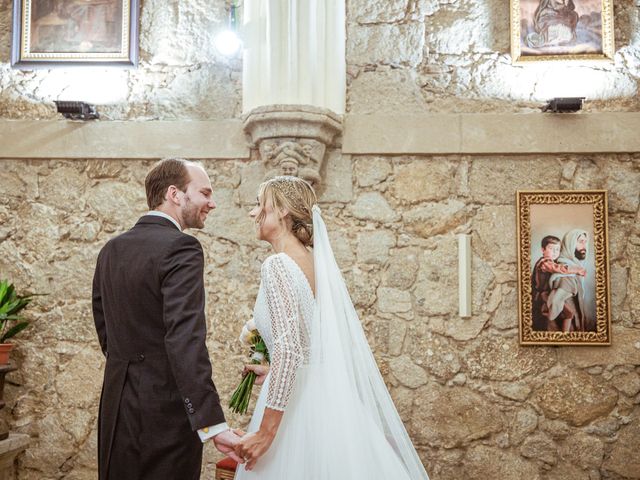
left=241, top=0, right=346, bottom=114
left=0, top=435, right=29, bottom=480
left=243, top=105, right=342, bottom=188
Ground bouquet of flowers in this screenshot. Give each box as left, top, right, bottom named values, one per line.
left=229, top=319, right=270, bottom=414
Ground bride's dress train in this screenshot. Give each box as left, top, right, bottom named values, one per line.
left=235, top=207, right=429, bottom=480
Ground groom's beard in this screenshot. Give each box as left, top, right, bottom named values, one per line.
left=182, top=196, right=206, bottom=229
left=575, top=248, right=587, bottom=260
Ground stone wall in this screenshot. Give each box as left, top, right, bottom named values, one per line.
left=346, top=0, right=640, bottom=113
left=1, top=154, right=638, bottom=479
left=0, top=0, right=242, bottom=120
left=1, top=0, right=639, bottom=120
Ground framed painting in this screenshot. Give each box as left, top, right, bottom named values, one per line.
left=11, top=0, right=139, bottom=68
left=517, top=191, right=611, bottom=346
left=510, top=0, right=614, bottom=63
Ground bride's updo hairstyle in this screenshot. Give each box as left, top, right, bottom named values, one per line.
left=258, top=176, right=317, bottom=247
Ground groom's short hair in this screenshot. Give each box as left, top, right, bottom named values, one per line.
left=145, top=158, right=191, bottom=209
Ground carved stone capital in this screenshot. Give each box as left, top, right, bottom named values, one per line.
left=243, top=105, right=342, bottom=187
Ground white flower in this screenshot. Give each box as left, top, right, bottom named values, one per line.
left=246, top=318, right=256, bottom=331
left=239, top=325, right=252, bottom=344
left=251, top=352, right=265, bottom=363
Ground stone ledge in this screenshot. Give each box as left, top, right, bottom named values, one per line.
left=2, top=112, right=639, bottom=159
left=0, top=120, right=250, bottom=159
left=0, top=434, right=29, bottom=456
left=0, top=434, right=29, bottom=476
left=342, top=112, right=640, bottom=154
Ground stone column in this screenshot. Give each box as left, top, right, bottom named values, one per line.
left=243, top=105, right=342, bottom=188
left=242, top=0, right=346, bottom=114
left=242, top=0, right=346, bottom=187
left=241, top=1, right=345, bottom=186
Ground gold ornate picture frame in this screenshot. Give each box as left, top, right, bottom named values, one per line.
left=510, top=0, right=614, bottom=63
left=517, top=191, right=611, bottom=346
left=11, top=0, right=139, bottom=68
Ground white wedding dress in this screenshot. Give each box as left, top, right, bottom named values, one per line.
left=235, top=207, right=429, bottom=480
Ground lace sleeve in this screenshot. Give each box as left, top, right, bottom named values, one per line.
left=262, top=255, right=304, bottom=411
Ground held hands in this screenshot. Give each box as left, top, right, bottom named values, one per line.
left=234, top=429, right=275, bottom=471
left=244, top=364, right=270, bottom=386
left=212, top=429, right=245, bottom=464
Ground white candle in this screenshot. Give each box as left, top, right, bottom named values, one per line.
left=458, top=234, right=472, bottom=317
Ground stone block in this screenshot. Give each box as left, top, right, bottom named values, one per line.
left=349, top=192, right=399, bottom=223
left=464, top=336, right=556, bottom=381
left=347, top=23, right=425, bottom=67
left=391, top=159, right=456, bottom=203
left=533, top=370, right=618, bottom=426
left=389, top=355, right=429, bottom=388
left=354, top=156, right=392, bottom=187
left=463, top=445, right=539, bottom=479
left=603, top=420, right=640, bottom=478
left=377, top=287, right=412, bottom=313
left=403, top=200, right=468, bottom=238
left=412, top=384, right=503, bottom=447
left=356, top=230, right=395, bottom=264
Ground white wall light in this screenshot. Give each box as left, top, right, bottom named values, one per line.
left=214, top=2, right=242, bottom=56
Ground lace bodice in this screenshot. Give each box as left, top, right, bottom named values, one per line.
left=252, top=253, right=315, bottom=411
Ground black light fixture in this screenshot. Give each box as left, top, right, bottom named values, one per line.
left=542, top=97, right=585, bottom=113
left=54, top=101, right=99, bottom=120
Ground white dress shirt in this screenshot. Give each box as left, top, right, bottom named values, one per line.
left=147, top=210, right=182, bottom=231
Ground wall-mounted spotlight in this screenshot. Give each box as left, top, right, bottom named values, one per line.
left=214, top=1, right=241, bottom=56
left=542, top=97, right=585, bottom=113
left=54, top=101, right=99, bottom=120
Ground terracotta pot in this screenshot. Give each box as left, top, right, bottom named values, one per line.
left=0, top=344, right=14, bottom=365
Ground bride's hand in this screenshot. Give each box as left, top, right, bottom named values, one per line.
left=234, top=430, right=274, bottom=470
left=244, top=364, right=270, bottom=385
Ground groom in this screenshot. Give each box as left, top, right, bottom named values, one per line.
left=92, top=158, right=241, bottom=480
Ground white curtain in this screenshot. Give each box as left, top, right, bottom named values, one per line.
left=242, top=0, right=345, bottom=113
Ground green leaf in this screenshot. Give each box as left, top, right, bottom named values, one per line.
left=0, top=281, right=9, bottom=303
left=0, top=321, right=29, bottom=343
left=0, top=300, right=20, bottom=316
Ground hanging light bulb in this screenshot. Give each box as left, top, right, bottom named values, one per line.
left=214, top=2, right=241, bottom=56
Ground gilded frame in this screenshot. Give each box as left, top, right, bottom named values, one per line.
left=510, top=0, right=614, bottom=63
left=11, top=0, right=139, bottom=68
left=517, top=190, right=611, bottom=346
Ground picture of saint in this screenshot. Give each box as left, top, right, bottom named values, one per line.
left=519, top=0, right=604, bottom=56
left=30, top=0, right=122, bottom=54
left=531, top=230, right=592, bottom=332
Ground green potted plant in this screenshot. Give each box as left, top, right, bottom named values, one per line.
left=0, top=280, right=38, bottom=365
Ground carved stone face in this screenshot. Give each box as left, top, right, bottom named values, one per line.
left=260, top=142, right=276, bottom=163
left=301, top=144, right=313, bottom=158
left=280, top=159, right=299, bottom=176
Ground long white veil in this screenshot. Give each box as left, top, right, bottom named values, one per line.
left=306, top=205, right=429, bottom=479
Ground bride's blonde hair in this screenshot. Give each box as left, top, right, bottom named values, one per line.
left=258, top=176, right=317, bottom=247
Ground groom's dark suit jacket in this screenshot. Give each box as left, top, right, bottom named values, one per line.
left=92, top=215, right=225, bottom=480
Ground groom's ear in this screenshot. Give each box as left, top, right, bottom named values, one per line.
left=166, top=185, right=181, bottom=205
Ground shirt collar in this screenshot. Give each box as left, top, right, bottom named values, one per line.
left=147, top=211, right=182, bottom=231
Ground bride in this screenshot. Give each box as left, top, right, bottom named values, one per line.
left=234, top=176, right=429, bottom=480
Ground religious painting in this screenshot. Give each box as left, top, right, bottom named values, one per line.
left=510, top=0, right=614, bottom=62
left=517, top=191, right=611, bottom=346
left=11, top=0, right=139, bottom=68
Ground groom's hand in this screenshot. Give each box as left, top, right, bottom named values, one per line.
left=213, top=429, right=244, bottom=464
